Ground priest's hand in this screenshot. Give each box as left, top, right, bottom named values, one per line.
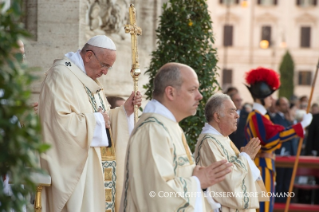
left=124, top=91, right=142, bottom=116
left=240, top=137, right=261, bottom=160
left=98, top=108, right=111, bottom=128
left=193, top=160, right=232, bottom=189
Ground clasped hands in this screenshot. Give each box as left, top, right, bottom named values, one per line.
left=240, top=137, right=261, bottom=160
left=193, top=138, right=261, bottom=189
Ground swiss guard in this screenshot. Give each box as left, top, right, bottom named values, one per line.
left=244, top=67, right=313, bottom=212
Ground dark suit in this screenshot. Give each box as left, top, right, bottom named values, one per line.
left=305, top=113, right=319, bottom=156
left=270, top=112, right=298, bottom=203
left=271, top=113, right=298, bottom=156
left=304, top=114, right=319, bottom=204
left=229, top=108, right=248, bottom=150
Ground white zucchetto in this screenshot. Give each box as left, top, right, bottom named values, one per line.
left=86, top=35, right=116, bottom=50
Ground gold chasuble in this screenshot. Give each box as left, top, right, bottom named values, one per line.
left=39, top=57, right=129, bottom=212
left=194, top=134, right=260, bottom=212
left=120, top=113, right=214, bottom=212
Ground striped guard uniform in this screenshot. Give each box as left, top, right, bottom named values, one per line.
left=245, top=109, right=303, bottom=212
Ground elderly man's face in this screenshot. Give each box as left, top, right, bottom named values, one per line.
left=85, top=49, right=116, bottom=81
left=174, top=67, right=203, bottom=120
left=219, top=99, right=239, bottom=136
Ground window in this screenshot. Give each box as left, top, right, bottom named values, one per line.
left=220, top=0, right=240, bottom=5
left=257, top=0, right=278, bottom=6
left=296, top=0, right=317, bottom=7
left=222, top=69, right=233, bottom=88
left=223, top=25, right=233, bottom=47
left=298, top=71, right=312, bottom=85
left=300, top=27, right=311, bottom=48
left=261, top=26, right=272, bottom=47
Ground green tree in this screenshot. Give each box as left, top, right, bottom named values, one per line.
left=143, top=0, right=219, bottom=151
left=0, top=1, right=49, bottom=211
left=278, top=51, right=294, bottom=99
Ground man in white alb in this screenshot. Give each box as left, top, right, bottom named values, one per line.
left=39, top=35, right=141, bottom=212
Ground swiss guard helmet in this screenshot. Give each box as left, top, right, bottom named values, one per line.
left=245, top=67, right=280, bottom=99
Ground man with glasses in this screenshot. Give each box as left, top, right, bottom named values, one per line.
left=38, top=35, right=142, bottom=212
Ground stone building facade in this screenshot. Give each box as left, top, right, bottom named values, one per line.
left=208, top=0, right=319, bottom=105
left=22, top=0, right=167, bottom=105
left=10, top=0, right=319, bottom=106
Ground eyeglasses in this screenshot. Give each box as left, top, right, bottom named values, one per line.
left=86, top=50, right=112, bottom=70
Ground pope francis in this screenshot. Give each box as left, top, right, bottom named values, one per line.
left=38, top=35, right=141, bottom=212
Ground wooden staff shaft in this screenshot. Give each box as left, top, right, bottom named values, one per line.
left=284, top=60, right=319, bottom=212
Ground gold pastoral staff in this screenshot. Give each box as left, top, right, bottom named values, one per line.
left=124, top=4, right=142, bottom=124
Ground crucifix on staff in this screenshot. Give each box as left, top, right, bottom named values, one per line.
left=124, top=4, right=142, bottom=124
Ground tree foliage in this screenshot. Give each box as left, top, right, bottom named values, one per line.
left=278, top=51, right=294, bottom=99
left=0, top=1, right=49, bottom=211
left=143, top=0, right=220, bottom=151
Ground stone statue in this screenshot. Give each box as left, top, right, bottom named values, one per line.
left=87, top=0, right=129, bottom=40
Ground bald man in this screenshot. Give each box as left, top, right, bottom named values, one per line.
left=121, top=63, right=232, bottom=212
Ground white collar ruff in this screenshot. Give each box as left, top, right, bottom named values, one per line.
left=253, top=102, right=267, bottom=115
left=143, top=99, right=176, bottom=122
